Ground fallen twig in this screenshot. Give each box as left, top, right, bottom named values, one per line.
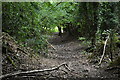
left=6, top=54, right=17, bottom=67
left=46, top=40, right=56, bottom=50
left=17, top=47, right=28, bottom=54
left=98, top=35, right=110, bottom=65
left=105, top=66, right=120, bottom=71
left=0, top=62, right=69, bottom=79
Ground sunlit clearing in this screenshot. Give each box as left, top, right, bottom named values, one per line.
left=54, top=26, right=59, bottom=32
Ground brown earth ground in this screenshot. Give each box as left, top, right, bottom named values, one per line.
left=47, top=33, right=119, bottom=79
left=2, top=32, right=119, bottom=80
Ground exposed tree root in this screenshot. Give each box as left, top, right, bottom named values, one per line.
left=0, top=62, right=70, bottom=79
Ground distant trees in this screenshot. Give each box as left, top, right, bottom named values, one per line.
left=76, top=2, right=120, bottom=61
left=2, top=2, right=77, bottom=53
left=2, top=2, right=120, bottom=57
left=77, top=2, right=119, bottom=43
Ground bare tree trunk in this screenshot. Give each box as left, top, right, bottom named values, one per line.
left=58, top=26, right=62, bottom=36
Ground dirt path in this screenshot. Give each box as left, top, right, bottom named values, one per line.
left=47, top=33, right=119, bottom=79
left=2, top=32, right=119, bottom=80
left=48, top=34, right=97, bottom=78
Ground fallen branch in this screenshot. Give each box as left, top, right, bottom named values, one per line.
left=17, top=47, right=29, bottom=54
left=105, top=66, right=120, bottom=71
left=46, top=40, right=56, bottom=50
left=6, top=54, right=17, bottom=67
left=0, top=62, right=69, bottom=79
left=98, top=35, right=110, bottom=65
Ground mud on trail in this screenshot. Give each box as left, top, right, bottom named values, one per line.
left=2, top=32, right=119, bottom=80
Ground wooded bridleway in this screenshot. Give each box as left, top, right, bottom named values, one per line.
left=47, top=33, right=119, bottom=79
left=2, top=33, right=119, bottom=80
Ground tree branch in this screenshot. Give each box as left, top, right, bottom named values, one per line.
left=98, top=35, right=110, bottom=65
left=0, top=62, right=70, bottom=79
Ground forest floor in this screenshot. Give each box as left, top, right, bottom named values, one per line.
left=2, top=32, right=119, bottom=80
left=47, top=32, right=119, bottom=79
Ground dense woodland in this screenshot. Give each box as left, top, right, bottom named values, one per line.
left=1, top=2, right=120, bottom=79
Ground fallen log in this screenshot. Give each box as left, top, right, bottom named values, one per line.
left=0, top=62, right=70, bottom=79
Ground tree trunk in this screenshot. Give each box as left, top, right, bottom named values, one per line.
left=58, top=26, right=62, bottom=36
left=91, top=2, right=99, bottom=46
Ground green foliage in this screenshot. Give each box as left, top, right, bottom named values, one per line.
left=98, top=3, right=119, bottom=32
left=2, top=2, right=77, bottom=53
left=77, top=3, right=98, bottom=45
left=2, top=2, right=47, bottom=53
left=78, top=37, right=86, bottom=41
left=77, top=2, right=119, bottom=43
left=109, top=56, right=120, bottom=66
left=2, top=2, right=120, bottom=57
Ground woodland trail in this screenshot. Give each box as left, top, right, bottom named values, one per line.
left=2, top=32, right=119, bottom=80
left=47, top=33, right=119, bottom=79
